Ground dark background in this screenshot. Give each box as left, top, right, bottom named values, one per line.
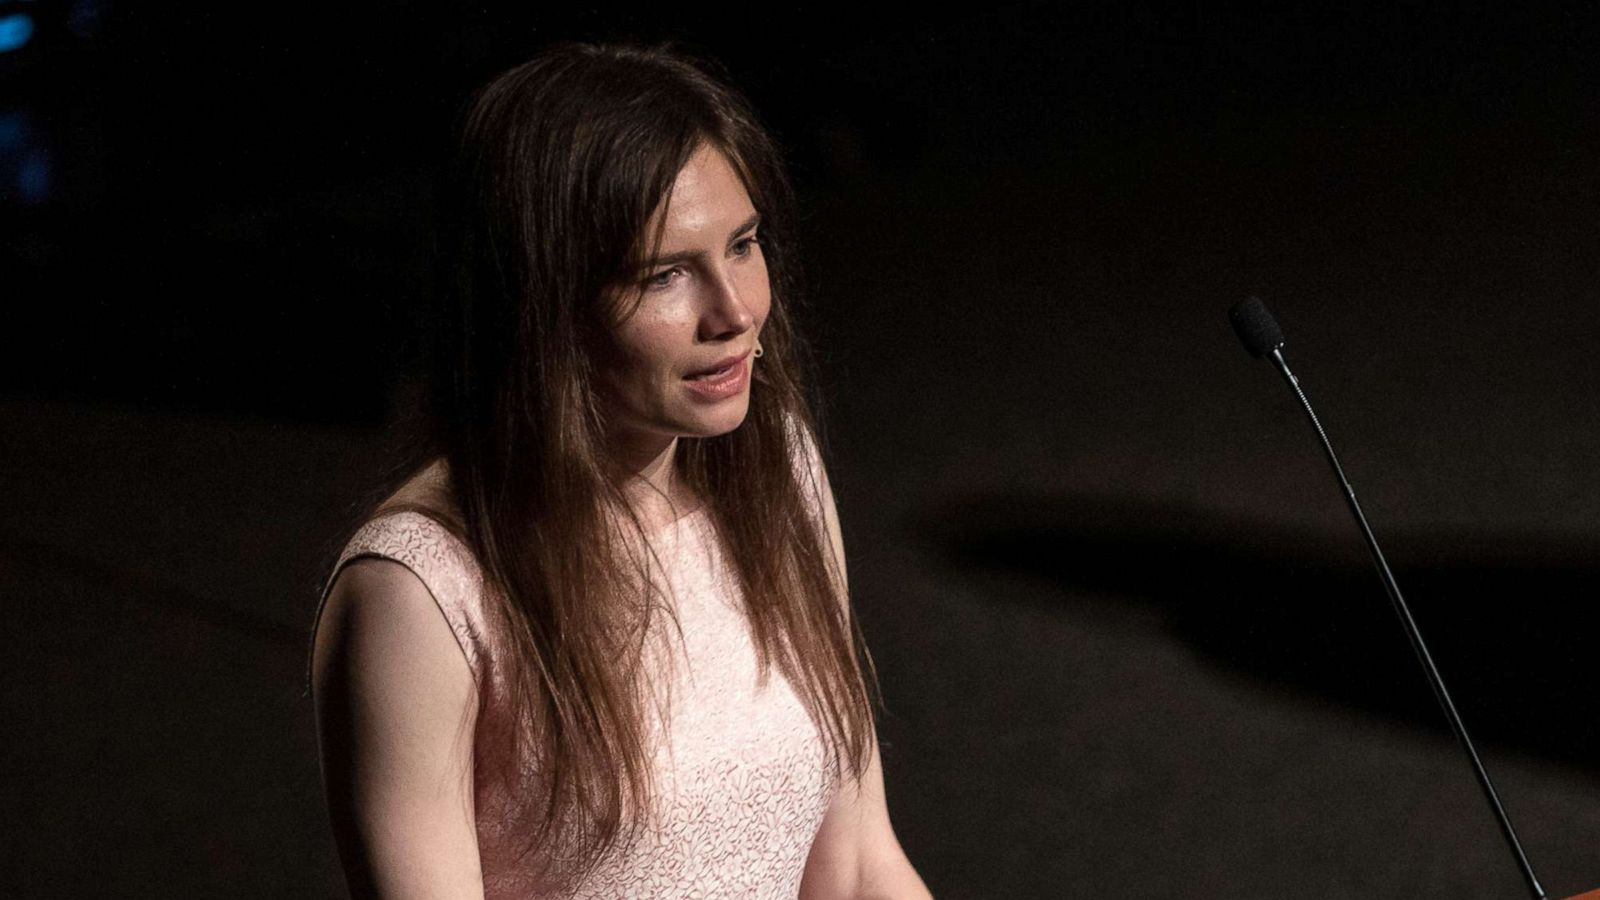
left=4, top=2, right=1597, bottom=897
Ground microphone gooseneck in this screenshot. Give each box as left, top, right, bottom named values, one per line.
left=1227, top=297, right=1546, bottom=900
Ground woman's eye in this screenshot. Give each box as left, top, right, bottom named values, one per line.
left=732, top=235, right=759, bottom=257
left=645, top=267, right=681, bottom=290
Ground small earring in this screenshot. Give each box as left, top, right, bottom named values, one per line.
left=753, top=340, right=764, bottom=359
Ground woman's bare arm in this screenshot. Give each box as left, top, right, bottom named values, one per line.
left=799, top=464, right=933, bottom=899
left=799, top=736, right=933, bottom=900
left=312, top=558, right=486, bottom=899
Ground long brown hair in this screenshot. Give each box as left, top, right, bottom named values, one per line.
left=360, top=42, right=876, bottom=882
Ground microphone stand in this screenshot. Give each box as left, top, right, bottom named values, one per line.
left=1267, top=347, right=1546, bottom=900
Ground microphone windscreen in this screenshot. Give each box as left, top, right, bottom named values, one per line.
left=1229, top=296, right=1286, bottom=358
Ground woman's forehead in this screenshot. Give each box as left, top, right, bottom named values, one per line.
left=649, top=146, right=758, bottom=247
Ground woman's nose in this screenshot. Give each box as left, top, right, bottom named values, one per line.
left=698, top=266, right=755, bottom=340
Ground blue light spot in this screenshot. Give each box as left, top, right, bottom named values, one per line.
left=0, top=110, right=24, bottom=146
left=0, top=14, right=35, bottom=54
left=0, top=107, right=51, bottom=205
left=18, top=150, right=51, bottom=204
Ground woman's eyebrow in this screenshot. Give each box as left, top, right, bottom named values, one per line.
left=642, top=213, right=762, bottom=268
left=728, top=212, right=761, bottom=240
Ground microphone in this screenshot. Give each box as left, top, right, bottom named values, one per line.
left=1227, top=297, right=1547, bottom=900
left=1227, top=296, right=1284, bottom=359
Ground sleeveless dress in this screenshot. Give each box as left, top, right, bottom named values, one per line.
left=316, top=503, right=840, bottom=898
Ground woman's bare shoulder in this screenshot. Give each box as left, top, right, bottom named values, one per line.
left=312, top=555, right=485, bottom=898
left=314, top=556, right=473, bottom=693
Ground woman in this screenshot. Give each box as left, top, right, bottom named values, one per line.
left=309, top=42, right=931, bottom=898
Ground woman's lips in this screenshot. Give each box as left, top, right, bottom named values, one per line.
left=685, top=349, right=750, bottom=379
left=683, top=353, right=750, bottom=400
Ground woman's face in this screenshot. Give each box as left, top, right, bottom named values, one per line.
left=598, top=144, right=770, bottom=459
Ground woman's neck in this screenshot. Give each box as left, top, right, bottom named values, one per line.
left=631, top=436, right=677, bottom=497
left=615, top=435, right=696, bottom=530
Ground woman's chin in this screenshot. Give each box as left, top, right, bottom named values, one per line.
left=681, top=399, right=752, bottom=438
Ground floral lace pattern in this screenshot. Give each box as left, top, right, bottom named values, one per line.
left=319, top=509, right=838, bottom=898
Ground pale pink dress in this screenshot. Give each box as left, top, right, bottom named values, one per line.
left=319, top=503, right=840, bottom=898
